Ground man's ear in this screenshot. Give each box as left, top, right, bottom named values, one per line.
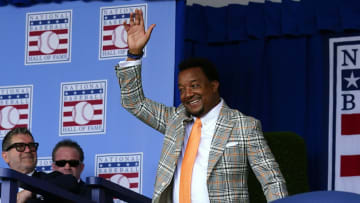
left=2, top=151, right=9, bottom=164
left=80, top=163, right=84, bottom=173
left=211, top=80, right=219, bottom=92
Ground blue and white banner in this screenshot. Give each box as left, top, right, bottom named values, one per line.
left=328, top=35, right=360, bottom=193
left=59, top=80, right=107, bottom=136
left=25, top=10, right=72, bottom=65
left=0, top=85, right=33, bottom=139
left=99, top=4, right=147, bottom=60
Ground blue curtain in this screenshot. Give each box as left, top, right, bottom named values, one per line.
left=176, top=0, right=360, bottom=191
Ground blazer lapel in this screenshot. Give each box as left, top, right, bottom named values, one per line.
left=207, top=104, right=235, bottom=180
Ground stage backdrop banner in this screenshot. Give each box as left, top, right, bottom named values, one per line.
left=328, top=35, right=360, bottom=193
left=0, top=0, right=177, bottom=198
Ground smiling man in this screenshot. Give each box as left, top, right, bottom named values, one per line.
left=115, top=9, right=288, bottom=203
left=2, top=127, right=38, bottom=175
left=1, top=128, right=82, bottom=203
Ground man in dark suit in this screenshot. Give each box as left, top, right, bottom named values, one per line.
left=115, top=9, right=288, bottom=202
left=1, top=128, right=80, bottom=202
left=51, top=139, right=90, bottom=197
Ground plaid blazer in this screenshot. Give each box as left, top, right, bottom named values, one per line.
left=115, top=63, right=288, bottom=203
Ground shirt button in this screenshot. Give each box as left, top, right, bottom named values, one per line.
left=162, top=182, right=166, bottom=186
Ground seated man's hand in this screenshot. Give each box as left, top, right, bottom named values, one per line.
left=17, top=190, right=32, bottom=203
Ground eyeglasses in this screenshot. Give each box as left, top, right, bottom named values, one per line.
left=54, top=160, right=81, bottom=167
left=6, top=142, right=39, bottom=152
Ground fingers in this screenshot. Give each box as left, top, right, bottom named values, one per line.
left=129, top=9, right=143, bottom=26
left=129, top=12, right=135, bottom=26
left=145, top=24, right=156, bottom=39
left=123, top=21, right=130, bottom=32
left=134, top=9, right=140, bottom=25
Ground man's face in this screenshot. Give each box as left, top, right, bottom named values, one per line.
left=1, top=134, right=37, bottom=174
left=178, top=67, right=220, bottom=117
left=52, top=146, right=84, bottom=180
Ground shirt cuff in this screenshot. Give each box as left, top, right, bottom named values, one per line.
left=118, top=60, right=141, bottom=68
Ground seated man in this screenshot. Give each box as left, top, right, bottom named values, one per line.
left=51, top=139, right=89, bottom=197
left=1, top=128, right=80, bottom=202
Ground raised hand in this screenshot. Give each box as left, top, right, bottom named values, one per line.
left=123, top=9, right=155, bottom=55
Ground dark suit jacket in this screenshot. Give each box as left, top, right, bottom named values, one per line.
left=20, top=171, right=84, bottom=203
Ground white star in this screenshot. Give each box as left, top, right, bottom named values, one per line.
left=344, top=71, right=360, bottom=88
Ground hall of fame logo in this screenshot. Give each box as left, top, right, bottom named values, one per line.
left=0, top=85, right=33, bottom=139
left=59, top=80, right=107, bottom=136
left=99, top=4, right=147, bottom=60
left=25, top=10, right=72, bottom=65
left=36, top=157, right=52, bottom=173
left=95, top=153, right=143, bottom=198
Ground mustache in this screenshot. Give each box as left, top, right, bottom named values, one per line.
left=21, top=153, right=35, bottom=159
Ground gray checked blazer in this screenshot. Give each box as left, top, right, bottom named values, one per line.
left=115, top=63, right=288, bottom=203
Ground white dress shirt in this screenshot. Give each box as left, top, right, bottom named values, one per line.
left=173, top=99, right=223, bottom=203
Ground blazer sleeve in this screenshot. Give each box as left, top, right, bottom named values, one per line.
left=115, top=62, right=177, bottom=134
left=246, top=118, right=288, bottom=202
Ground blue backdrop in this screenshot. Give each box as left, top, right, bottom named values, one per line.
left=0, top=0, right=177, bottom=198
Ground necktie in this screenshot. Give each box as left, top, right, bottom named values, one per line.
left=179, top=118, right=202, bottom=203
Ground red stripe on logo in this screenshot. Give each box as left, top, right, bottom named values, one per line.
left=103, top=35, right=112, bottom=41
left=94, top=110, right=102, bottom=115
left=102, top=45, right=119, bottom=50
left=19, top=114, right=28, bottom=119
left=59, top=39, right=68, bottom=44
left=29, top=29, right=68, bottom=36
left=29, top=41, right=38, bottom=46
left=103, top=25, right=119, bottom=31
left=63, top=112, right=72, bottom=117
left=0, top=105, right=29, bottom=110
left=62, top=120, right=102, bottom=126
left=341, top=114, right=360, bottom=135
left=63, top=100, right=103, bottom=107
left=340, top=155, right=360, bottom=176
left=129, top=183, right=138, bottom=188
left=28, top=49, right=68, bottom=56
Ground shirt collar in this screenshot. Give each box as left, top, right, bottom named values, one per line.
left=195, top=98, right=223, bottom=124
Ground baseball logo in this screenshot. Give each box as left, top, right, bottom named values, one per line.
left=112, top=25, right=128, bottom=48
left=110, top=174, right=130, bottom=188
left=0, top=106, right=20, bottom=129
left=72, top=102, right=94, bottom=125
left=38, top=31, right=59, bottom=54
